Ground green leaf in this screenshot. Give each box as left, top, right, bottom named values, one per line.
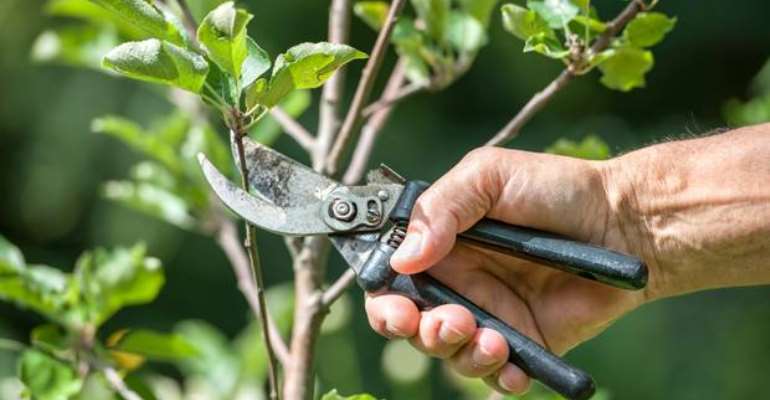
left=92, top=115, right=184, bottom=173
left=571, top=0, right=589, bottom=10
left=524, top=32, right=569, bottom=59
left=174, top=320, right=240, bottom=395
left=527, top=0, right=579, bottom=29
left=0, top=235, right=25, bottom=273
left=321, top=389, right=379, bottom=400
left=31, top=25, right=119, bottom=69
left=103, top=39, right=209, bottom=92
left=249, top=90, right=312, bottom=146
left=30, top=325, right=72, bottom=358
left=458, top=0, right=499, bottom=27
left=572, top=15, right=606, bottom=33
left=724, top=95, right=770, bottom=127
left=197, top=1, right=253, bottom=79
left=391, top=18, right=431, bottom=86
left=19, top=350, right=82, bottom=400
left=411, top=0, right=451, bottom=42
left=89, top=0, right=184, bottom=44
left=204, top=61, right=238, bottom=106
left=447, top=11, right=487, bottom=53
left=103, top=180, right=197, bottom=229
left=597, top=46, right=654, bottom=91
left=624, top=12, right=677, bottom=48
left=240, top=38, right=270, bottom=88
left=354, top=1, right=390, bottom=30
left=254, top=42, right=367, bottom=108
left=545, top=134, right=611, bottom=160
left=75, top=244, right=164, bottom=326
left=108, top=329, right=197, bottom=361
left=501, top=3, right=552, bottom=41
left=0, top=262, right=78, bottom=327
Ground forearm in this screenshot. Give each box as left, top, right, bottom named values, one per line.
left=605, top=124, right=770, bottom=299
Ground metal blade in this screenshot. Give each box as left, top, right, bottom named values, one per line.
left=329, top=233, right=381, bottom=275
left=198, top=153, right=334, bottom=235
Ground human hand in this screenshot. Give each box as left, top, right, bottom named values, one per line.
left=364, top=147, right=650, bottom=395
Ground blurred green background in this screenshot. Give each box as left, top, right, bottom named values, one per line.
left=2, top=0, right=770, bottom=399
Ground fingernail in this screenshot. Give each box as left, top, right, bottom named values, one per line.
left=498, top=373, right=515, bottom=393
left=391, top=232, right=423, bottom=267
left=438, top=323, right=465, bottom=345
left=471, top=342, right=498, bottom=367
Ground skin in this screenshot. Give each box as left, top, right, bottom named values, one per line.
left=364, top=124, right=770, bottom=394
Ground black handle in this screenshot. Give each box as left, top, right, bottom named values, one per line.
left=388, top=272, right=596, bottom=400
left=460, top=219, right=647, bottom=290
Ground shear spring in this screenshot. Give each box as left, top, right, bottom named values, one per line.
left=386, top=222, right=407, bottom=248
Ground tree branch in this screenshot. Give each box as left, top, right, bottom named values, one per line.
left=102, top=366, right=142, bottom=400
left=321, top=268, right=357, bottom=307
left=315, top=0, right=352, bottom=170
left=486, top=0, right=644, bottom=146
left=361, top=81, right=421, bottom=118
left=214, top=214, right=291, bottom=367
left=270, top=107, right=316, bottom=152
left=231, top=115, right=281, bottom=400
left=343, top=57, right=408, bottom=185
left=325, top=0, right=408, bottom=174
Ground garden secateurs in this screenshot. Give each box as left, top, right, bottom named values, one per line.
left=197, top=137, right=648, bottom=400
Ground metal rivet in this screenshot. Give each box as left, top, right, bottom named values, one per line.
left=377, top=190, right=389, bottom=201
left=330, top=198, right=356, bottom=222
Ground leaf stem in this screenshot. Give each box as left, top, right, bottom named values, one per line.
left=230, top=109, right=282, bottom=400
left=0, top=338, right=26, bottom=353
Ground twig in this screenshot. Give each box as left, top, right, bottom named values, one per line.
left=315, top=0, right=352, bottom=171
left=486, top=0, right=644, bottom=146
left=174, top=0, right=199, bottom=46
left=102, top=366, right=142, bottom=400
left=323, top=60, right=409, bottom=308
left=325, top=0, right=408, bottom=174
left=343, top=58, right=408, bottom=185
left=215, top=214, right=291, bottom=366
left=270, top=107, right=316, bottom=151
left=321, top=268, right=357, bottom=307
left=0, top=338, right=25, bottom=352
left=231, top=115, right=281, bottom=400
left=361, top=81, right=422, bottom=118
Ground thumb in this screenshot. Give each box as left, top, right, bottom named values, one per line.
left=390, top=148, right=504, bottom=274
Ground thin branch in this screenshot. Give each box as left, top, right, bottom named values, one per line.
left=486, top=0, right=644, bottom=146
left=102, top=366, right=142, bottom=400
left=174, top=0, right=199, bottom=47
left=343, top=58, right=408, bottom=185
left=215, top=214, right=291, bottom=367
left=321, top=268, right=357, bottom=307
left=231, top=116, right=281, bottom=400
left=325, top=0, right=408, bottom=174
left=315, top=0, right=352, bottom=170
left=270, top=107, right=316, bottom=152
left=361, top=82, right=422, bottom=118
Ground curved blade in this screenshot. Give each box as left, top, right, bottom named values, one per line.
left=234, top=136, right=339, bottom=208
left=198, top=153, right=335, bottom=236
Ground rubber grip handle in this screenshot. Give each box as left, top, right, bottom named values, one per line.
left=388, top=273, right=596, bottom=400
left=460, top=219, right=648, bottom=290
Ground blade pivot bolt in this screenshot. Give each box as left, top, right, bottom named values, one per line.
left=330, top=198, right=357, bottom=222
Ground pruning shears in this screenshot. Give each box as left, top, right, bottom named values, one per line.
left=197, top=137, right=648, bottom=400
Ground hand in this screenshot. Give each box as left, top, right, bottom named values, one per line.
left=364, top=147, right=650, bottom=395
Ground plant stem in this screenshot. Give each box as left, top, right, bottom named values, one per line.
left=231, top=111, right=281, bottom=400
left=215, top=213, right=291, bottom=366
left=361, top=81, right=422, bottom=118
left=102, top=366, right=142, bottom=400
left=315, top=0, right=352, bottom=171
left=0, top=338, right=25, bottom=352
left=271, top=107, right=316, bottom=151
left=487, top=0, right=644, bottom=146
left=325, top=0, right=408, bottom=174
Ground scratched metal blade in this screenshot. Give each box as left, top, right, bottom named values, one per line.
left=198, top=153, right=335, bottom=235
left=234, top=136, right=340, bottom=209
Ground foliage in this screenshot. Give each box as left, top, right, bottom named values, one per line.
left=501, top=1, right=675, bottom=91
left=354, top=0, right=496, bottom=89
left=545, top=134, right=611, bottom=160
left=724, top=57, right=770, bottom=126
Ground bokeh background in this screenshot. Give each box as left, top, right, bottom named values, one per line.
left=2, top=0, right=770, bottom=399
